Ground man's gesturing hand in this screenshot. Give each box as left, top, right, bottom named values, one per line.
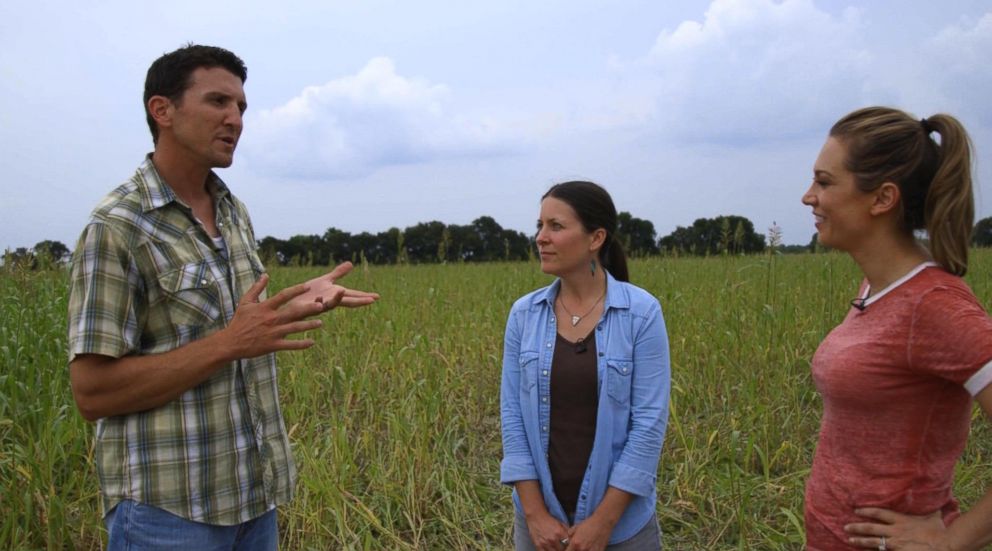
left=290, top=261, right=380, bottom=311
left=220, top=274, right=328, bottom=360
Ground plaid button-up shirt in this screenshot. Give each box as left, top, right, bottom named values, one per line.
left=67, top=156, right=295, bottom=525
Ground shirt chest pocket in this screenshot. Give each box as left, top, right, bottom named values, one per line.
left=519, top=352, right=540, bottom=392
left=606, top=359, right=633, bottom=403
left=156, top=261, right=222, bottom=326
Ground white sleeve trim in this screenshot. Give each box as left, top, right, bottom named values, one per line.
left=964, top=359, right=992, bottom=396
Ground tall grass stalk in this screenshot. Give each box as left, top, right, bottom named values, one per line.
left=2, top=252, right=990, bottom=548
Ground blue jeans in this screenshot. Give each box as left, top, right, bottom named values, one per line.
left=104, top=500, right=278, bottom=550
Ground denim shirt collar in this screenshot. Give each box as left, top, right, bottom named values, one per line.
left=529, top=270, right=631, bottom=312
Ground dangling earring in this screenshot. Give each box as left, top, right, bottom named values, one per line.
left=590, top=259, right=597, bottom=276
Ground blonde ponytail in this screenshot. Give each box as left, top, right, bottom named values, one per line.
left=830, top=107, right=975, bottom=275
left=922, top=114, right=973, bottom=276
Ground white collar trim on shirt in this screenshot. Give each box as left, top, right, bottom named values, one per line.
left=859, top=261, right=939, bottom=307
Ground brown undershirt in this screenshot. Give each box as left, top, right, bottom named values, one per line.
left=549, top=330, right=599, bottom=515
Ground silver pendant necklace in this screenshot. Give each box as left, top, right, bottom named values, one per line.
left=557, top=289, right=606, bottom=327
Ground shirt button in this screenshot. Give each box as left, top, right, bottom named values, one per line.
left=598, top=352, right=604, bottom=357
left=542, top=397, right=548, bottom=403
left=546, top=342, right=552, bottom=348
left=218, top=221, right=224, bottom=227
left=580, top=494, right=586, bottom=500
left=597, top=326, right=603, bottom=331
left=622, top=367, right=628, bottom=373
left=542, top=370, right=548, bottom=376
left=200, top=279, right=208, bottom=285
left=550, top=317, right=555, bottom=323
left=542, top=425, right=548, bottom=432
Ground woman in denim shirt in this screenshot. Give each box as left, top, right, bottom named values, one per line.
left=501, top=181, right=671, bottom=551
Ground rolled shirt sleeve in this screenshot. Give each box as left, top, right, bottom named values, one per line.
left=500, top=305, right=539, bottom=484
left=608, top=299, right=671, bottom=497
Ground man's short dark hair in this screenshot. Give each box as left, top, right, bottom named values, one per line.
left=143, top=44, right=247, bottom=144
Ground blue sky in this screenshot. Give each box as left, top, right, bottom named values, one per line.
left=2, top=0, right=990, bottom=250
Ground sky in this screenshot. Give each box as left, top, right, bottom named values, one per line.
left=2, top=0, right=991, bottom=250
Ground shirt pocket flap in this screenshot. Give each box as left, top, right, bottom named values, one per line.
left=606, top=359, right=633, bottom=403
left=156, top=262, right=221, bottom=324
left=519, top=351, right=540, bottom=390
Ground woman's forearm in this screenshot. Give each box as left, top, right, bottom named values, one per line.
left=589, top=486, right=634, bottom=528
left=941, top=488, right=992, bottom=551
left=516, top=480, right=551, bottom=520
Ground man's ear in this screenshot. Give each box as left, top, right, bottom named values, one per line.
left=870, top=182, right=902, bottom=216
left=147, top=95, right=173, bottom=131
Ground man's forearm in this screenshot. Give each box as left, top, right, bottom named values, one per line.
left=69, top=271, right=366, bottom=421
left=70, top=328, right=241, bottom=421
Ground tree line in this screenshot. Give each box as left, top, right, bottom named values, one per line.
left=258, top=213, right=768, bottom=265
left=6, top=216, right=992, bottom=270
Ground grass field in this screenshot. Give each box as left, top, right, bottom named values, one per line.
left=2, top=251, right=991, bottom=549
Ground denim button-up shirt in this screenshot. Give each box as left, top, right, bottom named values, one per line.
left=500, top=272, right=671, bottom=544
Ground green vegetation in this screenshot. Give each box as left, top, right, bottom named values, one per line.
left=2, top=252, right=991, bottom=549
left=659, top=215, right=767, bottom=256
left=975, top=216, right=992, bottom=247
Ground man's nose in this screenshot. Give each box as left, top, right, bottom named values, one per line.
left=226, top=106, right=243, bottom=129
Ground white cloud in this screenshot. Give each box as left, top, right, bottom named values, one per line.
left=614, top=2, right=992, bottom=145
left=238, top=3, right=992, bottom=184
left=241, top=57, right=520, bottom=179
left=628, top=0, right=872, bottom=142
left=923, top=13, right=992, bottom=123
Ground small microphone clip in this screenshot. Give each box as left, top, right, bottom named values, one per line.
left=575, top=338, right=588, bottom=354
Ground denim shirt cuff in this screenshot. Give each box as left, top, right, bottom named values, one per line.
left=500, top=455, right=539, bottom=485
left=608, top=462, right=657, bottom=497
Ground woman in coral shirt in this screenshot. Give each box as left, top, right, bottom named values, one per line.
left=802, top=107, right=992, bottom=550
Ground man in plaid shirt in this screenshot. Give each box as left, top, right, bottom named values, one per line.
left=67, top=44, right=378, bottom=549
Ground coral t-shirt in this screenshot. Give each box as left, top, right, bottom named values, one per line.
left=805, top=263, right=992, bottom=550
